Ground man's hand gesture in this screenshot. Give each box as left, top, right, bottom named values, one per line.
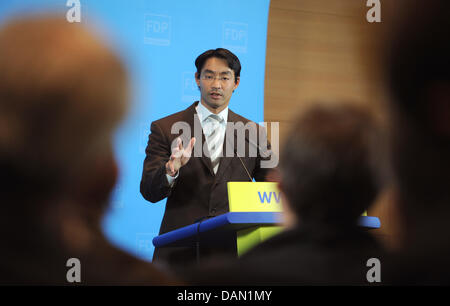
left=166, top=137, right=196, bottom=177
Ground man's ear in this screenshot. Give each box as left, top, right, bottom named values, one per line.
left=234, top=76, right=240, bottom=91
left=265, top=167, right=281, bottom=182
left=277, top=181, right=283, bottom=192
left=277, top=181, right=297, bottom=228
left=195, top=72, right=201, bottom=87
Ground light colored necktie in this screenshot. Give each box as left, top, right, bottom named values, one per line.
left=205, top=114, right=224, bottom=174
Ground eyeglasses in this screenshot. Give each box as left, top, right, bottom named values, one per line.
left=200, top=74, right=233, bottom=83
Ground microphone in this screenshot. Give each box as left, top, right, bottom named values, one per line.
left=230, top=134, right=254, bottom=182
left=237, top=155, right=253, bottom=182
left=225, top=122, right=276, bottom=181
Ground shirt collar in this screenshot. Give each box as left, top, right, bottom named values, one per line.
left=196, top=101, right=228, bottom=124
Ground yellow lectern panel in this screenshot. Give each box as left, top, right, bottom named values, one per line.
left=227, top=182, right=283, bottom=213
left=227, top=182, right=283, bottom=256
left=227, top=182, right=370, bottom=256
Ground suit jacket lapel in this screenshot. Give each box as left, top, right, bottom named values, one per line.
left=215, top=109, right=238, bottom=181
left=184, top=102, right=215, bottom=176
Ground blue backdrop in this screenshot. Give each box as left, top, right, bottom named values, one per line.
left=0, top=0, right=271, bottom=261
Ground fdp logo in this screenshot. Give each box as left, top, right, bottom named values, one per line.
left=181, top=71, right=198, bottom=103
left=222, top=22, right=248, bottom=53
left=144, top=14, right=171, bottom=46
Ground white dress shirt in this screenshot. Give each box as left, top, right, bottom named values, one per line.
left=166, top=102, right=228, bottom=185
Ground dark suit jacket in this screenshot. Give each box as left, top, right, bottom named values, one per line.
left=140, top=102, right=271, bottom=265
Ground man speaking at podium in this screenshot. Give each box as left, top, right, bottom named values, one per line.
left=140, top=48, right=273, bottom=266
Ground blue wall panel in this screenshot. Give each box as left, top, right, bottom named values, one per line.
left=0, top=0, right=270, bottom=261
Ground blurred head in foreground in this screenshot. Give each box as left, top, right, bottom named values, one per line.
left=0, top=16, right=172, bottom=284
left=278, top=103, right=384, bottom=229
left=386, top=0, right=450, bottom=224
left=383, top=0, right=450, bottom=283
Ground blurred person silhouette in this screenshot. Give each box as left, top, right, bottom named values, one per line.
left=178, top=103, right=386, bottom=285
left=0, top=16, right=175, bottom=285
left=382, top=0, right=450, bottom=284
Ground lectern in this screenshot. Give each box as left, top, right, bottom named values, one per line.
left=152, top=182, right=381, bottom=257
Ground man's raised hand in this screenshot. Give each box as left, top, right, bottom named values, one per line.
left=166, top=137, right=196, bottom=177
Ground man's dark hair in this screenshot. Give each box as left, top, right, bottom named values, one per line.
left=279, top=104, right=382, bottom=226
left=195, top=48, right=241, bottom=83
